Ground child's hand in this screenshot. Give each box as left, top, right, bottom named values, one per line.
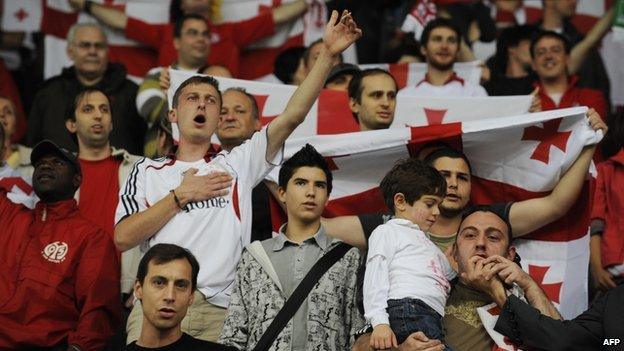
left=370, top=324, right=398, bottom=349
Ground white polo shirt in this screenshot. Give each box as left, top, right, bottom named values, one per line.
left=399, top=72, right=488, bottom=97
left=115, top=127, right=282, bottom=307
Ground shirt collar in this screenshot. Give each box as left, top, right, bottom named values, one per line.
left=387, top=218, right=423, bottom=231
left=273, top=223, right=331, bottom=252
left=168, top=144, right=219, bottom=162
left=416, top=71, right=465, bottom=87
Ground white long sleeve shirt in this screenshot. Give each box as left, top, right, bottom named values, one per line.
left=363, top=218, right=456, bottom=327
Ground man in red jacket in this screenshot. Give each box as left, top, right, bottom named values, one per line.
left=0, top=140, right=121, bottom=350
left=531, top=30, right=608, bottom=119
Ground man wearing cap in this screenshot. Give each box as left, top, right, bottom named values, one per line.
left=0, top=140, right=121, bottom=350
left=353, top=205, right=561, bottom=351
left=325, top=63, right=361, bottom=92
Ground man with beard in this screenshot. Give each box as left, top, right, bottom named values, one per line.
left=352, top=205, right=562, bottom=351
left=0, top=140, right=121, bottom=350
left=399, top=19, right=488, bottom=98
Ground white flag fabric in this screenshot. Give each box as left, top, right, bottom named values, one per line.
left=277, top=107, right=598, bottom=319
left=361, top=61, right=483, bottom=89
left=1, top=0, right=42, bottom=32
left=169, top=69, right=531, bottom=139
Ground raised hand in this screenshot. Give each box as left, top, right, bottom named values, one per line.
left=322, top=10, right=362, bottom=57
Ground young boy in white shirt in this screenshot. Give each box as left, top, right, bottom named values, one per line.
left=364, top=158, right=455, bottom=350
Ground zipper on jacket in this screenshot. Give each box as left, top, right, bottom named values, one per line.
left=41, top=205, right=47, bottom=222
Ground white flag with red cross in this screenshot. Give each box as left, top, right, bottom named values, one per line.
left=1, top=0, right=43, bottom=32
left=168, top=69, right=531, bottom=139
left=276, top=107, right=597, bottom=319
left=212, top=0, right=332, bottom=79
left=168, top=67, right=594, bottom=318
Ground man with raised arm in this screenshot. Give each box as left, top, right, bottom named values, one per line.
left=115, top=10, right=361, bottom=343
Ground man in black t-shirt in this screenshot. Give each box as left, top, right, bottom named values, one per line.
left=124, top=244, right=236, bottom=351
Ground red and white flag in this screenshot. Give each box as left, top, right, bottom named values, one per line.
left=400, top=0, right=437, bottom=40
left=221, top=0, right=334, bottom=79
left=168, top=69, right=531, bottom=138
left=41, top=0, right=170, bottom=81
left=361, top=61, right=483, bottom=90
left=279, top=107, right=597, bottom=319
left=1, top=0, right=43, bottom=32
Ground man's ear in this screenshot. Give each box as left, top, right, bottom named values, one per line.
left=168, top=108, right=178, bottom=124
left=65, top=119, right=77, bottom=133
left=254, top=119, right=262, bottom=131
left=506, top=245, right=517, bottom=262
left=173, top=37, right=181, bottom=51
left=349, top=98, right=359, bottom=115
left=134, top=280, right=143, bottom=301
left=66, top=45, right=75, bottom=62
left=420, top=45, right=428, bottom=58
left=188, top=289, right=195, bottom=307
left=277, top=185, right=287, bottom=204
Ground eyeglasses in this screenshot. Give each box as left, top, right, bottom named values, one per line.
left=73, top=41, right=107, bottom=50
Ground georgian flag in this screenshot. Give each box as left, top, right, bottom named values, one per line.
left=168, top=69, right=531, bottom=139
left=278, top=107, right=598, bottom=319
left=1, top=0, right=43, bottom=32
left=41, top=0, right=170, bottom=82
left=221, top=0, right=341, bottom=80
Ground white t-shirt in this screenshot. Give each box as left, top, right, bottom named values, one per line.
left=363, top=218, right=456, bottom=327
left=115, top=127, right=282, bottom=307
left=399, top=72, right=488, bottom=98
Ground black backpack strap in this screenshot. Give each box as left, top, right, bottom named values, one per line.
left=252, top=242, right=352, bottom=351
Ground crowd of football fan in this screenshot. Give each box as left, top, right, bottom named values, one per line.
left=0, top=0, right=622, bottom=350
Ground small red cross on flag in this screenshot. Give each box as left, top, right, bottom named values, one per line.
left=1, top=0, right=43, bottom=32
left=521, top=119, right=572, bottom=164
left=14, top=8, right=29, bottom=22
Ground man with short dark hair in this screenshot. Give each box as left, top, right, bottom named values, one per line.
left=353, top=205, right=561, bottom=351
left=530, top=30, right=608, bottom=120
left=138, top=14, right=229, bottom=157
left=0, top=140, right=121, bottom=350
left=220, top=144, right=364, bottom=350
left=485, top=24, right=538, bottom=96
left=125, top=243, right=237, bottom=350
left=348, top=68, right=398, bottom=131
left=65, top=88, right=142, bottom=302
left=325, top=63, right=361, bottom=91
left=69, top=0, right=309, bottom=78
left=28, top=23, right=146, bottom=154
left=400, top=18, right=487, bottom=97
left=116, top=12, right=361, bottom=342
